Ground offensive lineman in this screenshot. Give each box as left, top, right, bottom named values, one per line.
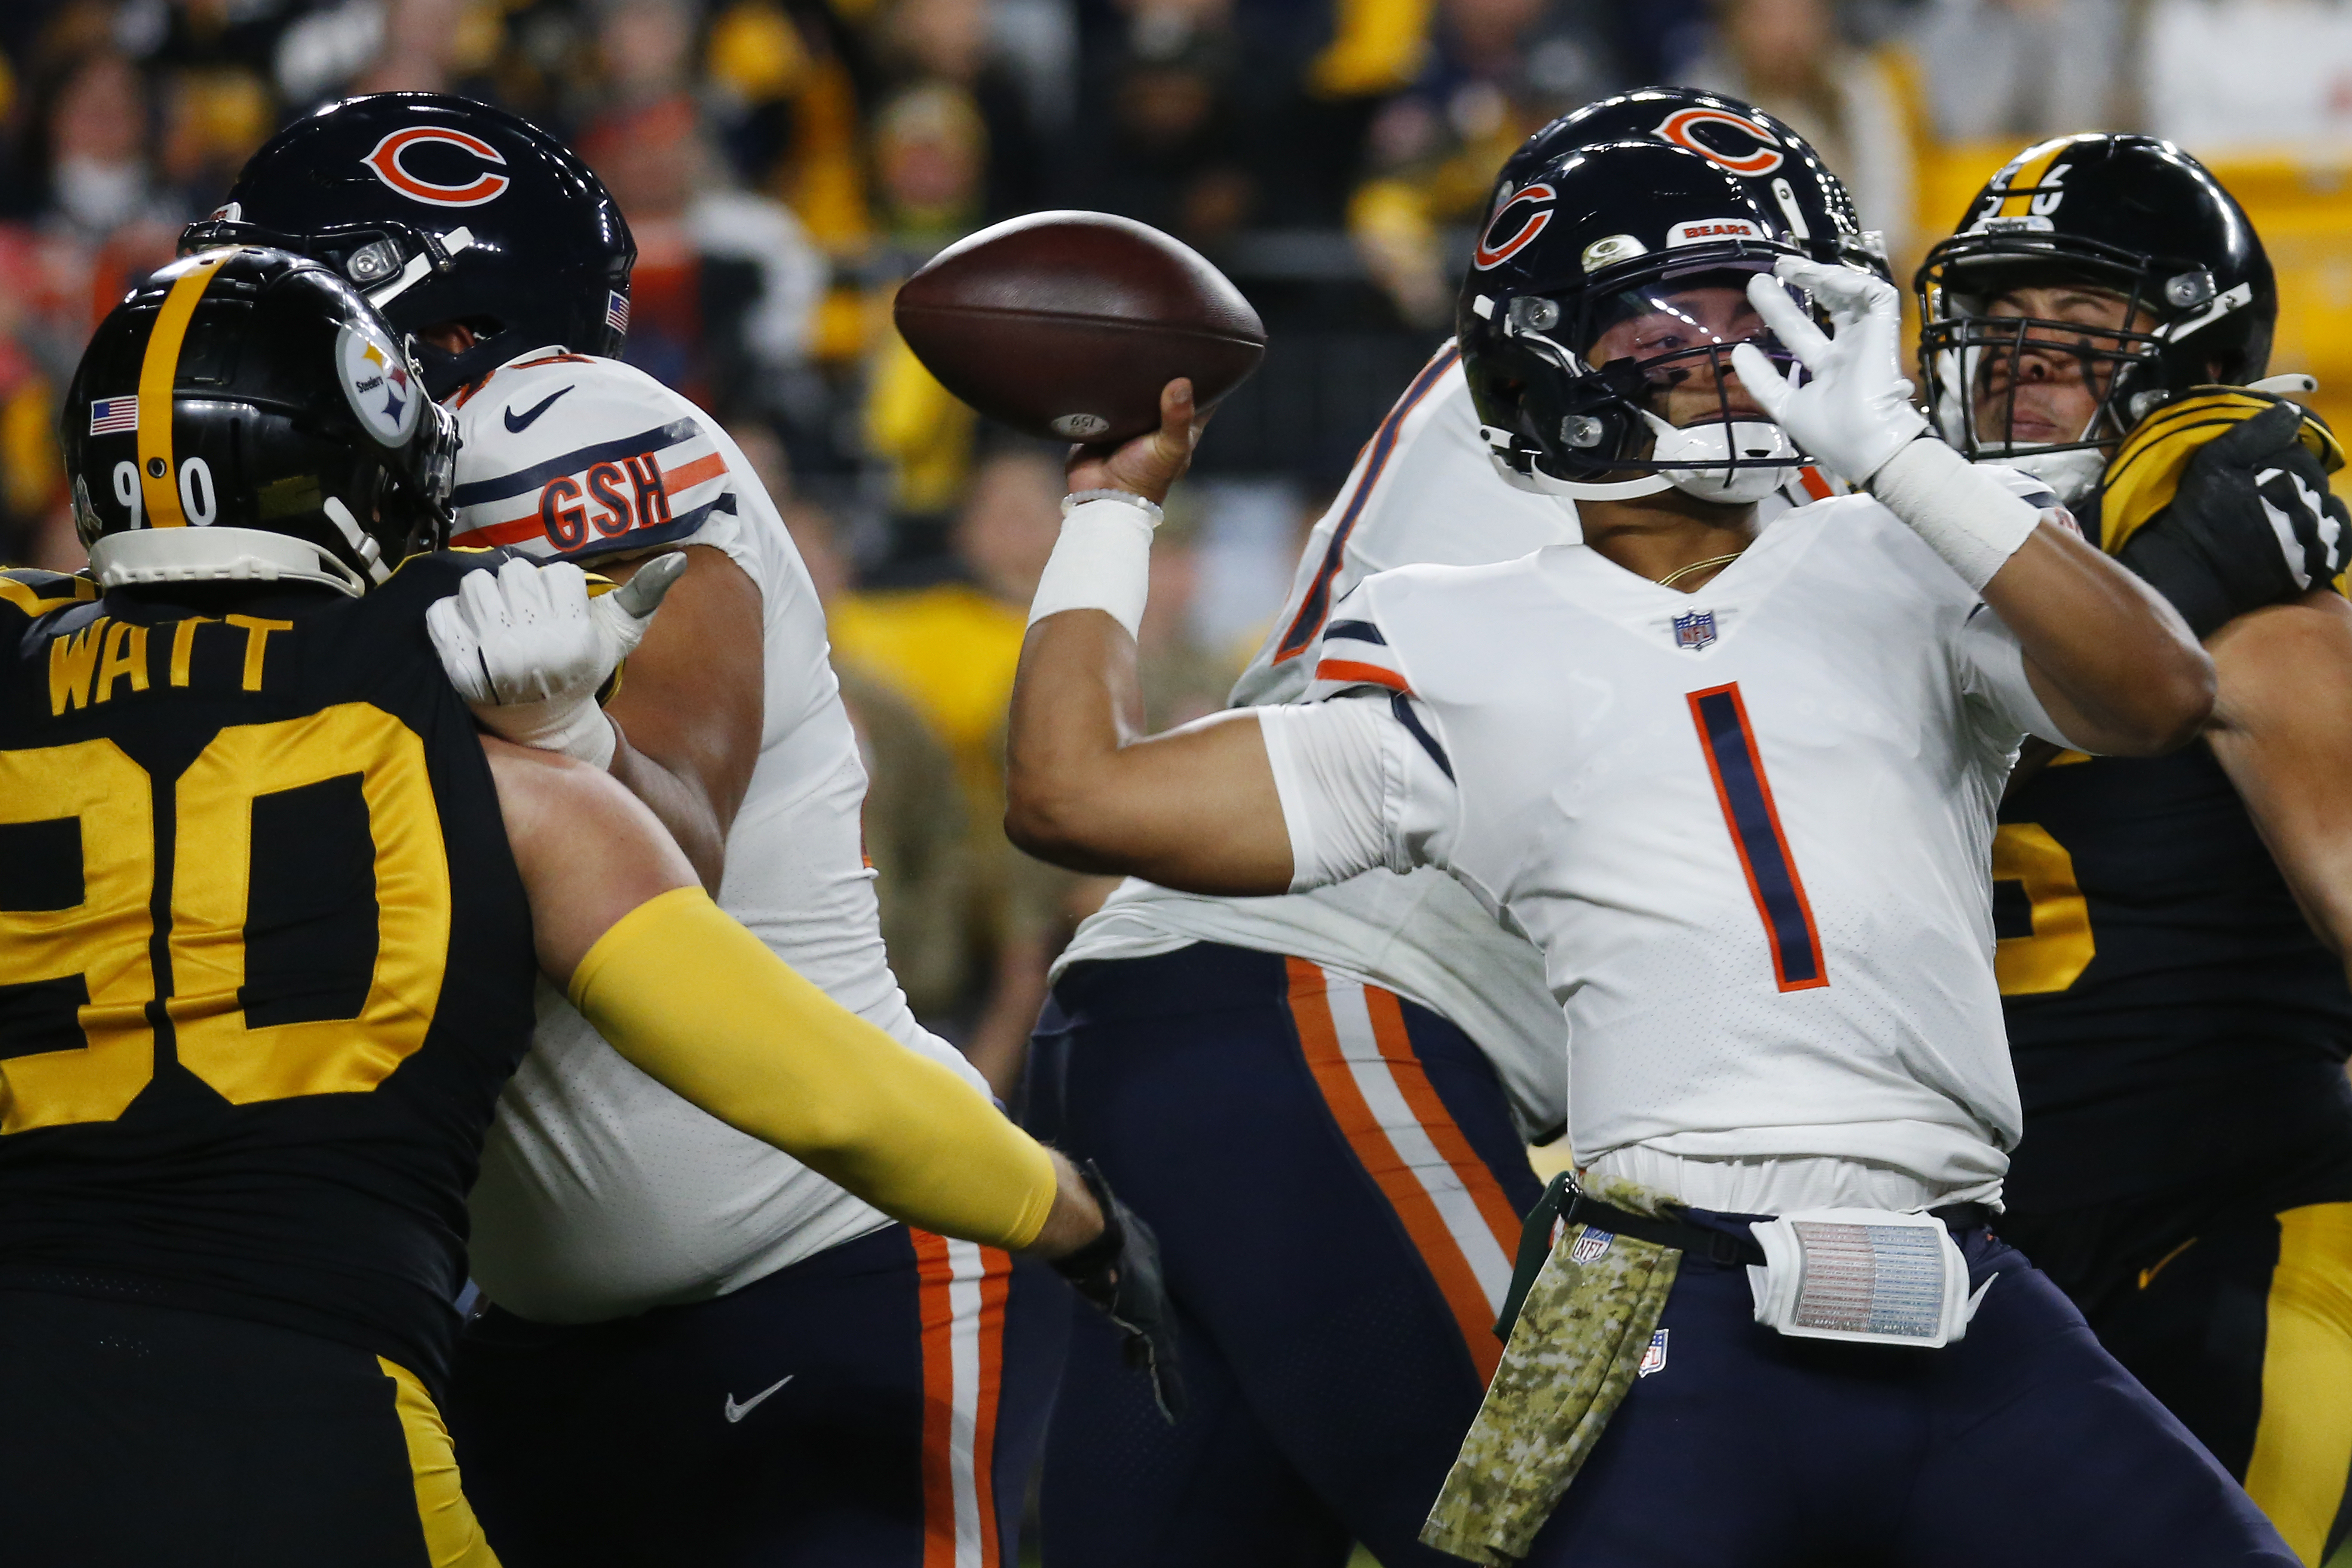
left=1920, top=135, right=2352, bottom=1563
left=1028, top=88, right=1892, bottom=1568
left=185, top=95, right=1106, bottom=1565
left=1004, top=139, right=2308, bottom=1562
left=0, top=248, right=1133, bottom=1565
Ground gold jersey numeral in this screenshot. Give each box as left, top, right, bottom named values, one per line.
left=1991, top=822, right=2096, bottom=995
left=0, top=702, right=450, bottom=1132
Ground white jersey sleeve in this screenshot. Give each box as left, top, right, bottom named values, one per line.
left=447, top=350, right=991, bottom=1324
left=446, top=349, right=752, bottom=575
left=1053, top=348, right=1575, bottom=1140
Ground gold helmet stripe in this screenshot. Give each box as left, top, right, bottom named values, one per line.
left=135, top=251, right=233, bottom=529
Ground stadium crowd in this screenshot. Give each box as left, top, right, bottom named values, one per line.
left=0, top=0, right=2345, bottom=1058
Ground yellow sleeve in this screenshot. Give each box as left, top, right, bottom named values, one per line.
left=569, top=887, right=1058, bottom=1250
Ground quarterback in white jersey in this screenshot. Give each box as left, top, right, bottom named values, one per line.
left=195, top=93, right=1123, bottom=1568
left=1008, top=138, right=2298, bottom=1564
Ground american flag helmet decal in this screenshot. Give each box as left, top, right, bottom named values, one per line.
left=606, top=290, right=630, bottom=335
left=89, top=397, right=138, bottom=435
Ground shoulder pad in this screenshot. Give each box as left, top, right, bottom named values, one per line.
left=0, top=567, right=99, bottom=624
left=2100, top=387, right=2344, bottom=557
left=447, top=358, right=732, bottom=563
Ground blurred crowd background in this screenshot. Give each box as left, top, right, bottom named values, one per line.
left=9, top=0, right=2352, bottom=1071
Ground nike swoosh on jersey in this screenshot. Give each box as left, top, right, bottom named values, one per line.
left=723, top=1374, right=793, bottom=1423
left=503, top=386, right=575, bottom=433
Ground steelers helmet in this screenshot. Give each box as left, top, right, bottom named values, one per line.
left=62, top=245, right=457, bottom=596
left=181, top=93, right=635, bottom=399
left=1456, top=139, right=1810, bottom=504
left=1916, top=135, right=2276, bottom=476
left=1497, top=87, right=1887, bottom=280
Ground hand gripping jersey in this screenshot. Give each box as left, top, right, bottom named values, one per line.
left=1275, top=493, right=2072, bottom=1202
left=0, top=559, right=536, bottom=1391
left=447, top=349, right=991, bottom=1322
left=1055, top=346, right=1580, bottom=1136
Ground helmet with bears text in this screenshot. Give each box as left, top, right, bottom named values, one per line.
left=63, top=246, right=457, bottom=596
left=1495, top=87, right=1887, bottom=280
left=1456, top=138, right=1813, bottom=504
left=1916, top=134, right=2276, bottom=489
left=181, top=93, right=635, bottom=400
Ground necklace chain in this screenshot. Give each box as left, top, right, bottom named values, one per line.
left=1654, top=550, right=1746, bottom=590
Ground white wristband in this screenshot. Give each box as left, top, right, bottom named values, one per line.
left=1868, top=438, right=2042, bottom=592
left=1027, top=498, right=1157, bottom=640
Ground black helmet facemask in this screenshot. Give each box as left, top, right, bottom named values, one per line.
left=1917, top=135, right=2278, bottom=505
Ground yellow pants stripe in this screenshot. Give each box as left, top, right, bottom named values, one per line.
left=378, top=1357, right=502, bottom=1568
left=2245, top=1203, right=2352, bottom=1565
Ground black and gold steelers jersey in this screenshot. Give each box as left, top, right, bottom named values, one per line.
left=0, top=554, right=535, bottom=1391
left=1996, top=742, right=2352, bottom=1211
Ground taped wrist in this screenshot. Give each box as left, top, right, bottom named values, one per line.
left=571, top=887, right=1059, bottom=1250
left=1258, top=701, right=1400, bottom=893
left=1027, top=498, right=1157, bottom=640
left=1867, top=439, right=2041, bottom=592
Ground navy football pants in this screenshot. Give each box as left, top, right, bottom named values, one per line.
left=1025, top=942, right=1544, bottom=1568
left=1523, top=1218, right=2299, bottom=1566
left=445, top=1223, right=1068, bottom=1568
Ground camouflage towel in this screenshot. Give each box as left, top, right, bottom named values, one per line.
left=1419, top=1177, right=1684, bottom=1566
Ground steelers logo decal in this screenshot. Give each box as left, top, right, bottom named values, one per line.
left=337, top=322, right=423, bottom=447
left=361, top=126, right=511, bottom=208
left=1653, top=107, right=1785, bottom=178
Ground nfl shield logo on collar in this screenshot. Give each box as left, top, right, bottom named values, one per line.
left=1638, top=1328, right=1669, bottom=1377
left=1673, top=608, right=1717, bottom=651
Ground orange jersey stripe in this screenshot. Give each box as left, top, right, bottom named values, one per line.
left=1312, top=659, right=1411, bottom=693
left=1286, top=958, right=1506, bottom=1382
left=449, top=514, right=547, bottom=548
left=971, top=1253, right=1010, bottom=1568
left=1360, top=986, right=1523, bottom=1255
left=665, top=450, right=727, bottom=492
left=913, top=1230, right=961, bottom=1568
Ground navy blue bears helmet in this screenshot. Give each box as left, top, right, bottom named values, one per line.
left=182, top=94, right=635, bottom=400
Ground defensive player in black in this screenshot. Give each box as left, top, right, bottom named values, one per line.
left=0, top=247, right=1167, bottom=1567
left=1920, top=134, right=2352, bottom=1565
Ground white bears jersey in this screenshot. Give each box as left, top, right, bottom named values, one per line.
left=1055, top=346, right=1581, bottom=1136
left=1268, top=491, right=2072, bottom=1206
left=447, top=348, right=992, bottom=1323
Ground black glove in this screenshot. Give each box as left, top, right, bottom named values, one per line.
left=1051, top=1160, right=1186, bottom=1422
left=2119, top=400, right=2349, bottom=637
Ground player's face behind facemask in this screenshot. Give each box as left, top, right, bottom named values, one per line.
left=1457, top=139, right=1810, bottom=507
left=1916, top=135, right=2278, bottom=505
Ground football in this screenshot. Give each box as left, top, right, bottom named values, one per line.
left=893, top=210, right=1268, bottom=446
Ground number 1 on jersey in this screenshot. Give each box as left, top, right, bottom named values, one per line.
left=1688, top=683, right=1829, bottom=992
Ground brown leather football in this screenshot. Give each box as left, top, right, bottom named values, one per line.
left=893, top=211, right=1266, bottom=445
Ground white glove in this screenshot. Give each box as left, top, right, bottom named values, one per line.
left=427, top=551, right=689, bottom=767
left=1730, top=257, right=1929, bottom=487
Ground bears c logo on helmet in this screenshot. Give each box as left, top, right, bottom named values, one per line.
left=1653, top=108, right=1784, bottom=178
left=1474, top=183, right=1556, bottom=271
left=362, top=127, right=511, bottom=208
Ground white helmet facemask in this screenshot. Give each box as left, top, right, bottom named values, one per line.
left=1638, top=409, right=1801, bottom=503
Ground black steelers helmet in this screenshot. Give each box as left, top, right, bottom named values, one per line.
left=181, top=93, right=635, bottom=399
left=62, top=246, right=457, bottom=597
left=1917, top=135, right=2276, bottom=472
left=1497, top=87, right=1887, bottom=280
left=1457, top=139, right=1810, bottom=503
